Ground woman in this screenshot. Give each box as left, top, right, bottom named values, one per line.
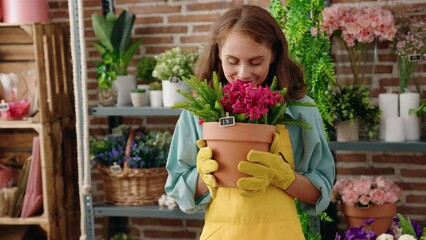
left=165, top=5, right=335, bottom=239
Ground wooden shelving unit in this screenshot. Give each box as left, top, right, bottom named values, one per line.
left=0, top=23, right=77, bottom=240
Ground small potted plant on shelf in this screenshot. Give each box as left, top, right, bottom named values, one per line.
left=331, top=175, right=401, bottom=235
left=89, top=125, right=172, bottom=205
left=152, top=47, right=198, bottom=107
left=91, top=10, right=142, bottom=106
left=327, top=84, right=381, bottom=141
left=149, top=81, right=162, bottom=108
left=130, top=88, right=148, bottom=107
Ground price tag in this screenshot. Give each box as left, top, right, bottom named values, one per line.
left=0, top=101, right=9, bottom=111
left=169, top=77, right=180, bottom=83
left=409, top=54, right=421, bottom=62
left=110, top=163, right=122, bottom=173
left=219, top=116, right=235, bottom=127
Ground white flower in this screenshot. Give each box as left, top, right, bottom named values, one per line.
left=377, top=233, right=394, bottom=240
left=398, top=234, right=417, bottom=240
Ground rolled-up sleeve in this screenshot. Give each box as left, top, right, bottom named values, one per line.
left=164, top=110, right=211, bottom=213
left=287, top=96, right=335, bottom=215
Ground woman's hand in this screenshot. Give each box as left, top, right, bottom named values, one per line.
left=196, top=140, right=219, bottom=198
left=237, top=150, right=296, bottom=196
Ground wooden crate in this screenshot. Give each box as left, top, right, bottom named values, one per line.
left=0, top=23, right=73, bottom=123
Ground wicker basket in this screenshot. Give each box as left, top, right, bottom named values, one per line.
left=97, top=128, right=168, bottom=206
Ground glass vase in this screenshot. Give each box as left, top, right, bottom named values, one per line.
left=98, top=88, right=116, bottom=106
left=398, top=55, right=418, bottom=93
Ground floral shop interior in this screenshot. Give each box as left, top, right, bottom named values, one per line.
left=0, top=0, right=425, bottom=239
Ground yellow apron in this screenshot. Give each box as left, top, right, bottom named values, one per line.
left=200, top=125, right=305, bottom=240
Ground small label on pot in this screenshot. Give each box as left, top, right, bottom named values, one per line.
left=408, top=54, right=421, bottom=62
left=169, top=77, right=180, bottom=83
left=0, top=101, right=9, bottom=111
left=110, top=163, right=122, bottom=173
left=219, top=116, right=235, bottom=127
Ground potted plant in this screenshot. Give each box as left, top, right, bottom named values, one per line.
left=89, top=125, right=172, bottom=205
left=331, top=175, right=401, bottom=234
left=327, top=84, right=381, bottom=141
left=91, top=10, right=142, bottom=106
left=149, top=81, right=162, bottom=108
left=152, top=47, right=198, bottom=107
left=130, top=88, right=148, bottom=107
left=137, top=56, right=157, bottom=85
left=171, top=73, right=313, bottom=187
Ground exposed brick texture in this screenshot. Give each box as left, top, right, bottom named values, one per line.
left=46, top=0, right=426, bottom=239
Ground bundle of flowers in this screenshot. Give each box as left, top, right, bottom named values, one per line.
left=336, top=214, right=426, bottom=240
left=321, top=4, right=396, bottom=47
left=331, top=175, right=401, bottom=207
left=171, top=73, right=314, bottom=127
left=393, top=13, right=426, bottom=57
left=89, top=125, right=172, bottom=169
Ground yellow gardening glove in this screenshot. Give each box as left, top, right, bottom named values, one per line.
left=237, top=132, right=296, bottom=196
left=196, top=139, right=219, bottom=199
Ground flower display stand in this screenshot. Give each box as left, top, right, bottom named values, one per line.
left=202, top=122, right=276, bottom=187
left=342, top=203, right=397, bottom=234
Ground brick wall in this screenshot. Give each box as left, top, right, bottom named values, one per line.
left=47, top=0, right=426, bottom=239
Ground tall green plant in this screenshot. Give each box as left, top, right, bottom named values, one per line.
left=92, top=10, right=142, bottom=88
left=269, top=0, right=335, bottom=128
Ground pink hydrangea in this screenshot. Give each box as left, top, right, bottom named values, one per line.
left=331, top=175, right=401, bottom=207
left=321, top=4, right=396, bottom=47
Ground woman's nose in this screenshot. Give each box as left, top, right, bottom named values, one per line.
left=238, top=65, right=251, bottom=80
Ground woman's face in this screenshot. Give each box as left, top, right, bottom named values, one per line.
left=219, top=30, right=274, bottom=85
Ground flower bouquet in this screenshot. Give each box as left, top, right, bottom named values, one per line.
left=171, top=73, right=314, bottom=187
left=332, top=175, right=401, bottom=234
left=392, top=12, right=426, bottom=93
left=335, top=214, right=426, bottom=240
left=321, top=4, right=396, bottom=84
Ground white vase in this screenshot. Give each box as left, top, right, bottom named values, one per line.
left=335, top=120, right=359, bottom=142
left=115, top=75, right=136, bottom=106
left=161, top=78, right=190, bottom=107
left=150, top=90, right=163, bottom=108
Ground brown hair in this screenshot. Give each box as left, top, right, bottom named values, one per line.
left=195, top=5, right=306, bottom=101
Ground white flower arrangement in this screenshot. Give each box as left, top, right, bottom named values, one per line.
left=158, top=194, right=177, bottom=209
left=152, top=47, right=198, bottom=80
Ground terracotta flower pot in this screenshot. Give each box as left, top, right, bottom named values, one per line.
left=202, top=122, right=276, bottom=188
left=342, top=203, right=397, bottom=234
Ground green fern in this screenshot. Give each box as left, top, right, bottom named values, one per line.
left=269, top=0, right=336, bottom=130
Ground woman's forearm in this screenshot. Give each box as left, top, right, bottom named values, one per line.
left=286, top=173, right=320, bottom=205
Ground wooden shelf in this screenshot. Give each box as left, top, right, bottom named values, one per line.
left=0, top=120, right=42, bottom=130
left=0, top=215, right=48, bottom=225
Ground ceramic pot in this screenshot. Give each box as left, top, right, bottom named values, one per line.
left=335, top=120, right=359, bottom=142
left=2, top=0, right=49, bottom=24
left=149, top=90, right=163, bottom=107
left=161, top=77, right=190, bottom=107
left=342, top=203, right=397, bottom=235
left=115, top=75, right=136, bottom=106
left=130, top=92, right=149, bottom=107
left=202, top=122, right=276, bottom=188
left=97, top=88, right=116, bottom=106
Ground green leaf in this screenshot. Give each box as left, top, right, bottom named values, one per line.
left=91, top=13, right=114, bottom=52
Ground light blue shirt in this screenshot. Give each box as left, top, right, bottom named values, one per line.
left=165, top=95, right=335, bottom=215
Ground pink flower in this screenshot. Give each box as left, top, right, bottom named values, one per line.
left=221, top=80, right=284, bottom=122
left=331, top=176, right=401, bottom=207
